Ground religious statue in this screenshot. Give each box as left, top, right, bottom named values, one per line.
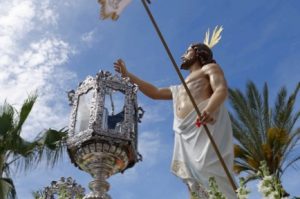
left=113, top=26, right=237, bottom=199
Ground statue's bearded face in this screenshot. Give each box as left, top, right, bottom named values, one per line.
left=180, top=46, right=198, bottom=70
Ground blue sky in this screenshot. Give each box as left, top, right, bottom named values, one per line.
left=1, top=0, right=300, bottom=198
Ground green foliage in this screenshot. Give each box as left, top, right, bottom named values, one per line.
left=32, top=189, right=44, bottom=199
left=257, top=161, right=287, bottom=199
left=229, top=81, right=300, bottom=187
left=32, top=177, right=85, bottom=199
left=236, top=177, right=250, bottom=199
left=207, top=161, right=293, bottom=199
left=0, top=95, right=68, bottom=199
left=0, top=178, right=16, bottom=199
left=208, top=177, right=227, bottom=199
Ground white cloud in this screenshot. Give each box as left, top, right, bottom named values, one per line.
left=80, top=29, right=100, bottom=47
left=0, top=0, right=77, bottom=140
left=0, top=0, right=35, bottom=57
left=141, top=102, right=173, bottom=125
left=37, top=0, right=59, bottom=25
left=81, top=30, right=95, bottom=43
left=18, top=38, right=76, bottom=139
left=138, top=131, right=161, bottom=166
left=110, top=130, right=162, bottom=186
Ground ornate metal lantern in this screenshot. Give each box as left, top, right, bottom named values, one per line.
left=67, top=71, right=144, bottom=199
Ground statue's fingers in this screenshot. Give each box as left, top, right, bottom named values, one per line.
left=200, top=115, right=207, bottom=123
left=210, top=118, right=216, bottom=124
left=114, top=66, right=120, bottom=73
left=202, top=114, right=213, bottom=124
left=118, top=59, right=125, bottom=65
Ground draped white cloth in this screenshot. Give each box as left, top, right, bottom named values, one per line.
left=170, top=85, right=237, bottom=199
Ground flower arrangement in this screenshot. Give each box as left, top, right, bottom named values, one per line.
left=207, top=161, right=292, bottom=199
left=256, top=161, right=288, bottom=199
left=236, top=177, right=250, bottom=199
left=207, top=177, right=227, bottom=199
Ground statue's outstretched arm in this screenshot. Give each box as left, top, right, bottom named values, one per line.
left=114, top=59, right=172, bottom=100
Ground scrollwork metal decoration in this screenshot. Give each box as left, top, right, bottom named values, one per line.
left=67, top=70, right=143, bottom=199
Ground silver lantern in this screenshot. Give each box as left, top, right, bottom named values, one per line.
left=67, top=70, right=144, bottom=199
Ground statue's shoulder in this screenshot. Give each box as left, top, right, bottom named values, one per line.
left=202, top=63, right=223, bottom=74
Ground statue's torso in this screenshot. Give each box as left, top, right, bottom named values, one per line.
left=176, top=68, right=212, bottom=119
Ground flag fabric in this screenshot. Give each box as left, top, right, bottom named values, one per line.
left=98, top=0, right=132, bottom=20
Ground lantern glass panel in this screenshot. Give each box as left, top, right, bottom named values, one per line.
left=103, top=90, right=125, bottom=131
left=75, top=89, right=94, bottom=133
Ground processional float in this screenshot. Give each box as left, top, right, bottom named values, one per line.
left=67, top=71, right=144, bottom=199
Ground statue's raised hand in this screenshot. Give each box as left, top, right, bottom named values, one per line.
left=113, top=59, right=128, bottom=77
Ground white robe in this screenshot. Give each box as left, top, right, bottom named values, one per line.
left=170, top=85, right=237, bottom=199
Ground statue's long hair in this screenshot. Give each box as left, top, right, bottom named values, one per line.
left=191, top=26, right=223, bottom=66
left=190, top=43, right=216, bottom=66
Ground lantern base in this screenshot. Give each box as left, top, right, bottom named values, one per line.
left=73, top=142, right=130, bottom=199
left=83, top=157, right=113, bottom=199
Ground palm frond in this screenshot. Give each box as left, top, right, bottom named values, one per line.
left=2, top=161, right=11, bottom=178
left=230, top=81, right=300, bottom=186
left=12, top=128, right=68, bottom=172
left=234, top=160, right=256, bottom=174
left=281, top=155, right=300, bottom=176
left=0, top=102, right=15, bottom=139
left=234, top=144, right=249, bottom=159
left=273, top=86, right=288, bottom=129
left=0, top=177, right=16, bottom=199
left=280, top=127, right=300, bottom=173
left=233, top=164, right=250, bottom=174
left=14, top=94, right=37, bottom=136
left=263, top=83, right=271, bottom=135
left=229, top=89, right=254, bottom=133
left=243, top=173, right=259, bottom=183
left=276, top=83, right=300, bottom=172
left=230, top=113, right=256, bottom=156
left=284, top=82, right=300, bottom=133
left=229, top=87, right=263, bottom=158
left=288, top=111, right=300, bottom=134
left=0, top=95, right=68, bottom=198
left=41, top=128, right=68, bottom=167
left=246, top=81, right=266, bottom=143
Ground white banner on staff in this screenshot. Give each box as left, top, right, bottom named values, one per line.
left=98, top=0, right=132, bottom=20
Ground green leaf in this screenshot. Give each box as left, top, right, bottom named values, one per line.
left=0, top=177, right=16, bottom=199
left=14, top=93, right=37, bottom=136
left=229, top=81, right=300, bottom=188
left=0, top=102, right=14, bottom=138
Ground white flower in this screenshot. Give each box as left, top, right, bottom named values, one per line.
left=237, top=194, right=248, bottom=199
left=257, top=181, right=264, bottom=193
left=264, top=175, right=273, bottom=181
left=266, top=191, right=279, bottom=199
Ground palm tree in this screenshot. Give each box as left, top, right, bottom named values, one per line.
left=229, top=81, right=300, bottom=185
left=0, top=94, right=68, bottom=199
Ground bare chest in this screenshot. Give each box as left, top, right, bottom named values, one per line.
left=175, top=74, right=212, bottom=119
